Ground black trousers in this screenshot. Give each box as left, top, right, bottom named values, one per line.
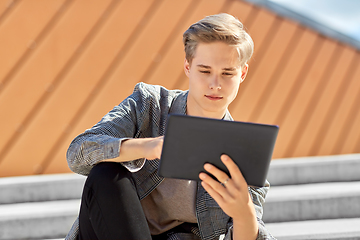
left=78, top=162, right=196, bottom=240
left=78, top=162, right=152, bottom=240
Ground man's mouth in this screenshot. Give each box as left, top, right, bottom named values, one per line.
left=205, top=95, right=223, bottom=100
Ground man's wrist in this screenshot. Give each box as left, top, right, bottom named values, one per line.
left=232, top=217, right=259, bottom=240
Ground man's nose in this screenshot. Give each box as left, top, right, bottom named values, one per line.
left=209, top=75, right=221, bottom=90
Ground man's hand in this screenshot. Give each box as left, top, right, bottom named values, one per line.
left=199, top=154, right=258, bottom=240
left=115, top=136, right=164, bottom=162
left=142, top=136, right=164, bottom=160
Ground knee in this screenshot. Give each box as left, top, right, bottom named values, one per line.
left=86, top=162, right=132, bottom=189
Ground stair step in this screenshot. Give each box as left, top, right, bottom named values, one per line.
left=2, top=199, right=359, bottom=240
left=263, top=181, right=360, bottom=222
left=266, top=218, right=360, bottom=240
left=0, top=173, right=86, bottom=204
left=268, top=154, right=360, bottom=185
left=0, top=200, right=80, bottom=240
left=0, top=182, right=359, bottom=239
left=0, top=154, right=359, bottom=239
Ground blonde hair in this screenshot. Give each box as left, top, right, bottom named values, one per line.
left=183, top=13, right=254, bottom=66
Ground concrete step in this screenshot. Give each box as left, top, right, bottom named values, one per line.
left=0, top=199, right=80, bottom=240
left=1, top=199, right=359, bottom=240
left=0, top=154, right=359, bottom=239
left=0, top=173, right=85, bottom=204
left=0, top=182, right=358, bottom=239
left=263, top=181, right=360, bottom=222
left=266, top=218, right=360, bottom=240
left=0, top=154, right=358, bottom=204
left=268, top=154, right=360, bottom=186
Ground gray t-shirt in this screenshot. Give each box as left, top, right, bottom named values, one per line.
left=141, top=178, right=198, bottom=235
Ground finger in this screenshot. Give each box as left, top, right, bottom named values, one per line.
left=221, top=154, right=248, bottom=187
left=200, top=180, right=225, bottom=205
left=204, top=163, right=230, bottom=184
left=199, top=172, right=230, bottom=198
left=199, top=172, right=222, bottom=188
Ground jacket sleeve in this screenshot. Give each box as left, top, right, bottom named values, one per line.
left=251, top=181, right=277, bottom=239
left=223, top=180, right=277, bottom=240
left=66, top=82, right=166, bottom=176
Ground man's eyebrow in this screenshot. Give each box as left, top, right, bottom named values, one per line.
left=196, top=64, right=211, bottom=69
left=196, top=65, right=237, bottom=71
left=223, top=67, right=237, bottom=71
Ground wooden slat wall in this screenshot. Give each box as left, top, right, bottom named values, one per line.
left=0, top=0, right=359, bottom=177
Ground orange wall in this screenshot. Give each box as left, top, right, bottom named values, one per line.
left=0, top=0, right=359, bottom=177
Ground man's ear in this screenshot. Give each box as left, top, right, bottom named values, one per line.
left=240, top=64, right=249, bottom=83
left=184, top=58, right=191, bottom=77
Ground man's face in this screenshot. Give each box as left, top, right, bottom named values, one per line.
left=185, top=41, right=248, bottom=119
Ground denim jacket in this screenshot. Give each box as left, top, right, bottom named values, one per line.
left=65, top=82, right=275, bottom=240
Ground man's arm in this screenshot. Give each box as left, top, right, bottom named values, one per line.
left=66, top=82, right=176, bottom=176
left=109, top=136, right=163, bottom=162
left=199, top=155, right=259, bottom=239
left=199, top=155, right=276, bottom=240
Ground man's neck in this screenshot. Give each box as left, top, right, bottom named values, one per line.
left=186, top=101, right=226, bottom=119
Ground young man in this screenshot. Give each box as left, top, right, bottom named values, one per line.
left=66, top=13, right=275, bottom=240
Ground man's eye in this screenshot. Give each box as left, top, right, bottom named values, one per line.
left=223, top=72, right=233, bottom=76
left=200, top=71, right=210, bottom=74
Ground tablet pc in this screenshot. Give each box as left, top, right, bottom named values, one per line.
left=158, top=114, right=279, bottom=187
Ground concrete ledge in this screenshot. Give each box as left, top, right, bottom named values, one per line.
left=263, top=181, right=360, bottom=222
left=0, top=173, right=86, bottom=204
left=0, top=200, right=80, bottom=240
left=268, top=154, right=360, bottom=185
left=266, top=218, right=360, bottom=240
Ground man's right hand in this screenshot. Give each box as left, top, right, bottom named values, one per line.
left=141, top=136, right=164, bottom=160
left=114, top=136, right=164, bottom=162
